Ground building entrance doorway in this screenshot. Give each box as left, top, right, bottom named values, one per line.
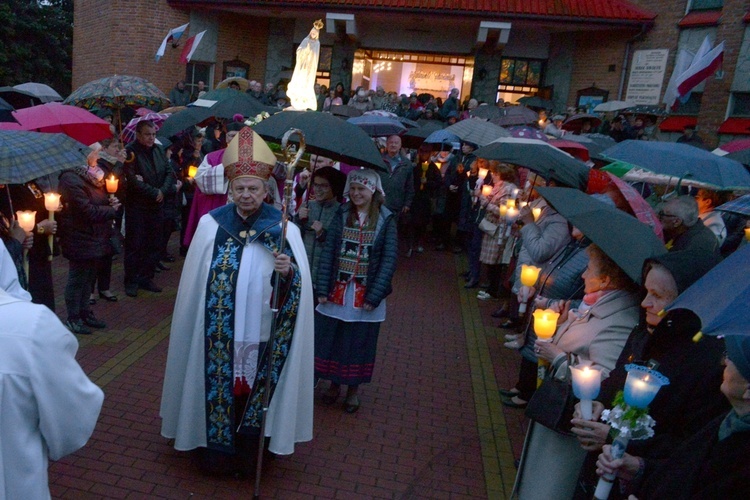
left=352, top=49, right=474, bottom=101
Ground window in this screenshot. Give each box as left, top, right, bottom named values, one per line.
left=673, top=92, right=702, bottom=115
left=185, top=62, right=213, bottom=96
left=499, top=58, right=544, bottom=87
left=689, top=0, right=723, bottom=11
left=730, top=93, right=750, bottom=116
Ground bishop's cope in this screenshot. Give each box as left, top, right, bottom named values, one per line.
left=159, top=126, right=314, bottom=470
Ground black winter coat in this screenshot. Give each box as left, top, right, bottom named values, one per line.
left=316, top=203, right=398, bottom=308
left=58, top=168, right=117, bottom=261
left=124, top=142, right=175, bottom=211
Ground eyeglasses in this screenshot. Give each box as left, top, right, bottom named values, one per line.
left=657, top=211, right=678, bottom=219
left=312, top=183, right=330, bottom=189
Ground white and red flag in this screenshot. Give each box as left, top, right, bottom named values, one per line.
left=179, top=31, right=207, bottom=64
left=155, top=23, right=189, bottom=62
left=663, top=36, right=724, bottom=111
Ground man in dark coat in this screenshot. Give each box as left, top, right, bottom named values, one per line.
left=659, top=195, right=720, bottom=256
left=123, top=121, right=175, bottom=297
left=595, top=334, right=750, bottom=499
left=379, top=135, right=414, bottom=250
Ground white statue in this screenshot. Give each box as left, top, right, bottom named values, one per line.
left=287, top=20, right=323, bottom=111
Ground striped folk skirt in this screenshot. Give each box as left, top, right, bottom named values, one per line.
left=314, top=312, right=382, bottom=385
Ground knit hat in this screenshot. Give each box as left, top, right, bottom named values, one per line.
left=344, top=168, right=384, bottom=196
left=725, top=335, right=750, bottom=382
left=222, top=127, right=277, bottom=183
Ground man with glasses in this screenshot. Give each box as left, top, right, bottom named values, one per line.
left=658, top=195, right=720, bottom=256
left=123, top=121, right=175, bottom=297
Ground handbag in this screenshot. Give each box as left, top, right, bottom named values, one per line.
left=525, top=363, right=576, bottom=436
left=478, top=216, right=499, bottom=236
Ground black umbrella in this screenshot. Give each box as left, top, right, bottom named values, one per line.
left=517, top=96, right=554, bottom=110
left=0, top=86, right=41, bottom=109
left=0, top=97, right=17, bottom=123
left=159, top=93, right=278, bottom=138
left=252, top=110, right=387, bottom=171
left=473, top=137, right=590, bottom=189
left=536, top=187, right=666, bottom=283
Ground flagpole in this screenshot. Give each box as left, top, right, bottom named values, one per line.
left=252, top=127, right=305, bottom=499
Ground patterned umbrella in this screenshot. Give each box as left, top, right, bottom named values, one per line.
left=0, top=102, right=112, bottom=146
left=64, top=75, right=170, bottom=111
left=716, top=194, right=750, bottom=217
left=506, top=125, right=548, bottom=142
left=0, top=130, right=90, bottom=184
left=121, top=112, right=171, bottom=144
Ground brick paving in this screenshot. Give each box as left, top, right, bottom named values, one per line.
left=44, top=235, right=529, bottom=499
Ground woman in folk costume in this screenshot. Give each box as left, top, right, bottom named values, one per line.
left=315, top=168, right=398, bottom=413
left=160, top=127, right=314, bottom=473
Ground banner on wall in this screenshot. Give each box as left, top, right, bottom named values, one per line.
left=399, top=63, right=463, bottom=97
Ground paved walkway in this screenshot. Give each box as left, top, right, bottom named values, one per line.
left=45, top=236, right=529, bottom=499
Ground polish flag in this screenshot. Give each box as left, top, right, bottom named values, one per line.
left=662, top=36, right=724, bottom=111
left=180, top=31, right=207, bottom=64
left=155, top=23, right=189, bottom=62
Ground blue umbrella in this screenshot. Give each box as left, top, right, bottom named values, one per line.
left=666, top=244, right=750, bottom=339
left=423, top=129, right=460, bottom=145
left=601, top=140, right=750, bottom=190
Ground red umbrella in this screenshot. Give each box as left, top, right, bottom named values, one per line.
left=549, top=139, right=590, bottom=162
left=0, top=102, right=112, bottom=145
left=713, top=138, right=750, bottom=155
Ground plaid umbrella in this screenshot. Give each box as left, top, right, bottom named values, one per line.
left=121, top=112, right=171, bottom=144
left=64, top=75, right=170, bottom=111
left=0, top=130, right=90, bottom=184
left=716, top=194, right=750, bottom=217
left=0, top=102, right=112, bottom=146
left=443, top=118, right=510, bottom=146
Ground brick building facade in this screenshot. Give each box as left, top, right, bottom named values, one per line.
left=71, top=0, right=747, bottom=145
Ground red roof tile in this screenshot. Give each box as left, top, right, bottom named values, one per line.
left=212, top=0, right=656, bottom=23
left=718, top=118, right=750, bottom=135
left=678, top=10, right=722, bottom=28
left=659, top=116, right=698, bottom=133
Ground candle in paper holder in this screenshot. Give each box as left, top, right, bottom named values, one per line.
left=478, top=167, right=489, bottom=179
left=532, top=308, right=559, bottom=340
left=16, top=210, right=36, bottom=233
left=506, top=206, right=520, bottom=224
left=499, top=204, right=508, bottom=218
left=532, top=207, right=542, bottom=221
left=745, top=227, right=750, bottom=241
left=481, top=184, right=492, bottom=197
left=188, top=165, right=199, bottom=179
left=105, top=175, right=119, bottom=194
left=43, top=194, right=61, bottom=260
left=570, top=364, right=602, bottom=420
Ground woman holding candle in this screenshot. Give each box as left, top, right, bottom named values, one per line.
left=57, top=152, right=121, bottom=335
left=513, top=244, right=641, bottom=499
left=314, top=169, right=398, bottom=413
left=408, top=145, right=441, bottom=257
left=90, top=138, right=126, bottom=304
left=571, top=250, right=727, bottom=499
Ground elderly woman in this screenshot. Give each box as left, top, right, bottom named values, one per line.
left=571, top=250, right=725, bottom=498
left=314, top=169, right=398, bottom=413
left=477, top=162, right=517, bottom=300
left=513, top=244, right=641, bottom=499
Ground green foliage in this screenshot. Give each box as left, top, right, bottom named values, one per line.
left=0, top=0, right=73, bottom=96
left=611, top=390, right=650, bottom=427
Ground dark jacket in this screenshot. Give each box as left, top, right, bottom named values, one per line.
left=379, top=154, right=415, bottom=214
left=57, top=168, right=117, bottom=261
left=670, top=218, right=721, bottom=257
left=316, top=203, right=398, bottom=307
left=638, top=411, right=750, bottom=499
left=124, top=141, right=175, bottom=211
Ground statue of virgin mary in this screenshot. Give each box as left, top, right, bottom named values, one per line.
left=287, top=20, right=323, bottom=111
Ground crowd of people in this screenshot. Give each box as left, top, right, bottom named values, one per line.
left=1, top=79, right=750, bottom=498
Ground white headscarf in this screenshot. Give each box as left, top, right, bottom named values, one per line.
left=343, top=168, right=385, bottom=197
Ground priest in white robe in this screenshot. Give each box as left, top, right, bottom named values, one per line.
left=160, top=127, right=314, bottom=470
left=0, top=288, right=103, bottom=498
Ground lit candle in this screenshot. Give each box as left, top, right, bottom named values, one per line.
left=520, top=264, right=542, bottom=287
left=623, top=369, right=669, bottom=409
left=532, top=207, right=542, bottom=221
left=519, top=201, right=528, bottom=209
left=43, top=193, right=61, bottom=261
left=506, top=206, right=519, bottom=223
left=506, top=198, right=515, bottom=208
left=16, top=210, right=36, bottom=233
left=188, top=165, right=198, bottom=179
left=512, top=187, right=520, bottom=199
left=481, top=184, right=492, bottom=197
left=745, top=227, right=750, bottom=241
left=105, top=174, right=119, bottom=194
left=533, top=308, right=560, bottom=340
left=570, top=365, right=602, bottom=420
left=499, top=204, right=508, bottom=217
